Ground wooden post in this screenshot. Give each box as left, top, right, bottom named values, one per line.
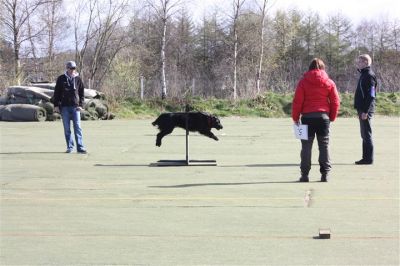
left=140, top=76, right=144, bottom=100
left=192, top=78, right=195, bottom=95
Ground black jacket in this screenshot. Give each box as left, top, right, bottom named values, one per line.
left=53, top=74, right=85, bottom=107
left=354, top=66, right=377, bottom=113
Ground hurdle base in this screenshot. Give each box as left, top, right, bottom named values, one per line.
left=151, top=159, right=217, bottom=167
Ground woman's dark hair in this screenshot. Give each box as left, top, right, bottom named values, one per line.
left=309, top=58, right=325, bottom=71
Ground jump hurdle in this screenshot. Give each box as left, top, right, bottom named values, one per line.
left=152, top=105, right=217, bottom=167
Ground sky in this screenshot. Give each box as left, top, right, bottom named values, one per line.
left=188, top=0, right=400, bottom=24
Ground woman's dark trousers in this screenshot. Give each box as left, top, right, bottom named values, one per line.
left=300, top=115, right=331, bottom=176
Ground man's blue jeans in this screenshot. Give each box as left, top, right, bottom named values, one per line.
left=61, top=106, right=85, bottom=151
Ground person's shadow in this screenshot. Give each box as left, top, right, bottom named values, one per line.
left=221, top=164, right=298, bottom=168
left=221, top=163, right=354, bottom=167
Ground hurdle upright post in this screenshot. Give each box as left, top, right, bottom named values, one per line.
left=185, top=104, right=189, bottom=165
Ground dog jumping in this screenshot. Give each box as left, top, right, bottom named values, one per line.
left=152, top=111, right=223, bottom=147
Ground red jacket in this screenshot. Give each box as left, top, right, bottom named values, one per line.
left=292, top=69, right=340, bottom=122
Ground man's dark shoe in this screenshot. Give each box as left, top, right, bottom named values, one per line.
left=355, top=159, right=373, bottom=165
left=321, top=173, right=328, bottom=182
left=65, top=149, right=73, bottom=153
left=299, top=176, right=309, bottom=182
left=77, top=149, right=87, bottom=154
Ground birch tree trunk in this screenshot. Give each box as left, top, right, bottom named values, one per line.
left=14, top=42, right=21, bottom=85
left=161, top=15, right=167, bottom=99
left=232, top=0, right=245, bottom=100
left=148, top=0, right=181, bottom=99
left=256, top=0, right=267, bottom=95
left=233, top=23, right=238, bottom=100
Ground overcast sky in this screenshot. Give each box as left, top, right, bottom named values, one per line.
left=188, top=0, right=400, bottom=24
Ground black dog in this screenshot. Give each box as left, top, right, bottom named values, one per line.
left=152, top=112, right=223, bottom=146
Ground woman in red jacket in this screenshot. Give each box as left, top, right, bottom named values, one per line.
left=292, top=58, right=340, bottom=182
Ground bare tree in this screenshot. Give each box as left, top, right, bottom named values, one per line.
left=39, top=0, right=65, bottom=78
left=72, top=0, right=128, bottom=89
left=0, top=40, right=15, bottom=89
left=2, top=0, right=48, bottom=84
left=73, top=0, right=97, bottom=76
left=231, top=0, right=246, bottom=100
left=301, top=11, right=319, bottom=62
left=255, top=0, right=268, bottom=94
left=393, top=19, right=400, bottom=52
left=25, top=5, right=38, bottom=60
left=89, top=0, right=128, bottom=87
left=147, top=0, right=182, bottom=99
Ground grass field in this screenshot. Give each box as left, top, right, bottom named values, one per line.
left=0, top=117, right=399, bottom=265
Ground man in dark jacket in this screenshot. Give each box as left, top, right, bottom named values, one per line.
left=354, top=54, right=377, bottom=165
left=54, top=61, right=87, bottom=153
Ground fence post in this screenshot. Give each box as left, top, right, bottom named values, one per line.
left=191, top=78, right=195, bottom=95
left=140, top=76, right=144, bottom=100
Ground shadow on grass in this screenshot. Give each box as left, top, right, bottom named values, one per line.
left=149, top=180, right=321, bottom=188
left=221, top=163, right=354, bottom=167
left=94, top=164, right=149, bottom=167
left=228, top=164, right=298, bottom=167
left=0, top=152, right=66, bottom=155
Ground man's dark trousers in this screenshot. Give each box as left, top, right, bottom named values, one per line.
left=358, top=112, right=374, bottom=162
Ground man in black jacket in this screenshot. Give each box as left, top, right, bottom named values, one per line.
left=354, top=54, right=377, bottom=165
left=54, top=61, right=87, bottom=153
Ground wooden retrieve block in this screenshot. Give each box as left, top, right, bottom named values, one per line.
left=319, top=229, right=331, bottom=239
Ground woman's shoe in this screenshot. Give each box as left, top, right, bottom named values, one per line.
left=355, top=159, right=373, bottom=165
left=299, top=176, right=309, bottom=182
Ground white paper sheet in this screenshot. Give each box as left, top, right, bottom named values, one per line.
left=293, top=124, right=308, bottom=140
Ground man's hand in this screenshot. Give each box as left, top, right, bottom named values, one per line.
left=361, top=113, right=368, bottom=120
left=76, top=106, right=84, bottom=112
left=54, top=106, right=60, bottom=113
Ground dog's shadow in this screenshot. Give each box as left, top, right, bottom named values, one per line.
left=149, top=180, right=320, bottom=188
